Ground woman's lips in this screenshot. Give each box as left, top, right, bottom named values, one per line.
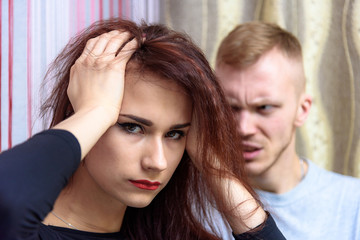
left=129, top=180, right=160, bottom=190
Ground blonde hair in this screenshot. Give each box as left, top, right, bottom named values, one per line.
left=216, top=22, right=303, bottom=69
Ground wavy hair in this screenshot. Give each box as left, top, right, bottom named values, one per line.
left=41, top=18, right=259, bottom=240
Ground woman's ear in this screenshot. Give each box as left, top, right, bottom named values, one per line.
left=294, top=93, right=312, bottom=127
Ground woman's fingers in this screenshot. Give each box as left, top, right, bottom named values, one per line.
left=78, top=37, right=99, bottom=62
left=112, top=37, right=138, bottom=69
left=89, top=30, right=120, bottom=56
left=68, top=30, right=138, bottom=123
left=78, top=30, right=136, bottom=65
left=103, top=31, right=130, bottom=54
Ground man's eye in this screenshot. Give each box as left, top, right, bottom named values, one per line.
left=166, top=131, right=185, bottom=140
left=231, top=105, right=241, bottom=112
left=258, top=105, right=273, bottom=112
left=117, top=123, right=143, bottom=134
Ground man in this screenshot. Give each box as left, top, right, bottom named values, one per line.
left=214, top=22, right=360, bottom=240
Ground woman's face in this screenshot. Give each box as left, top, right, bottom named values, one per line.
left=84, top=71, right=192, bottom=208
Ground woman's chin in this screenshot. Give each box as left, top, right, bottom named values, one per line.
left=123, top=194, right=157, bottom=208
left=127, top=200, right=153, bottom=208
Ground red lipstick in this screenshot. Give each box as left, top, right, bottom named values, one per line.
left=129, top=180, right=160, bottom=190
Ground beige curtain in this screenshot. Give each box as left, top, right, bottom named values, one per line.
left=159, top=0, right=360, bottom=178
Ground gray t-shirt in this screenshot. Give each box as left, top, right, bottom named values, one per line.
left=258, top=159, right=360, bottom=240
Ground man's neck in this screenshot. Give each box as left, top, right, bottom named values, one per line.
left=250, top=152, right=307, bottom=194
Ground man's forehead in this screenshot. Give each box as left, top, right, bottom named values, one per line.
left=217, top=52, right=300, bottom=102
left=224, top=85, right=283, bottom=106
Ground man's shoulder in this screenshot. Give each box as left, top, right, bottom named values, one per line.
left=307, top=159, right=360, bottom=195
left=308, top=159, right=359, bottom=181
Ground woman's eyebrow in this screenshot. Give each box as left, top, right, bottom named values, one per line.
left=170, top=123, right=191, bottom=130
left=120, top=114, right=190, bottom=129
left=120, top=114, right=153, bottom=126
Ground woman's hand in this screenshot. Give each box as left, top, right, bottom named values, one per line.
left=54, top=31, right=138, bottom=159
left=68, top=30, right=137, bottom=124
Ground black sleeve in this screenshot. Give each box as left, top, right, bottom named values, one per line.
left=0, top=129, right=81, bottom=239
left=232, top=214, right=286, bottom=240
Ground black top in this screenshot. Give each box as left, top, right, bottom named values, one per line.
left=0, top=129, right=285, bottom=240
left=233, top=214, right=285, bottom=239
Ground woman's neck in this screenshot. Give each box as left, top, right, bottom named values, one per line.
left=43, top=164, right=127, bottom=233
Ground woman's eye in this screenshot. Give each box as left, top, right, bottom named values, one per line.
left=166, top=131, right=185, bottom=140
left=117, top=123, right=143, bottom=134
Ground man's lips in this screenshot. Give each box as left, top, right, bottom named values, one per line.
left=129, top=180, right=161, bottom=190
left=242, top=143, right=262, bottom=160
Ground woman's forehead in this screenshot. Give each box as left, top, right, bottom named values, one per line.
left=126, top=68, right=188, bottom=94
left=121, top=72, right=192, bottom=126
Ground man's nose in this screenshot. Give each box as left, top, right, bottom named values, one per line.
left=237, top=111, right=257, bottom=137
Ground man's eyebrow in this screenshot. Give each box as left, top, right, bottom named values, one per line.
left=251, top=97, right=280, bottom=105
left=170, top=123, right=191, bottom=130
left=120, top=114, right=153, bottom=126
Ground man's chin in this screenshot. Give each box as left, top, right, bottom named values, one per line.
left=244, top=160, right=264, bottom=177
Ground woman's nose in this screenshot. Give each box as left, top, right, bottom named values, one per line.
left=141, top=137, right=167, bottom=171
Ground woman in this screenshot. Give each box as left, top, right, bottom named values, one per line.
left=0, top=18, right=284, bottom=239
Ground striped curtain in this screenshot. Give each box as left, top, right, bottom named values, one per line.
left=0, top=0, right=160, bottom=151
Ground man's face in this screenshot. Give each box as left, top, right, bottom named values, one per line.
left=216, top=48, right=305, bottom=177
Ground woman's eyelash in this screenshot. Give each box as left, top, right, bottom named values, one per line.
left=166, top=130, right=185, bottom=140
left=117, top=122, right=143, bottom=134
left=117, top=122, right=186, bottom=140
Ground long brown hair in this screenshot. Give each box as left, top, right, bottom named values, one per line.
left=42, top=18, right=259, bottom=240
